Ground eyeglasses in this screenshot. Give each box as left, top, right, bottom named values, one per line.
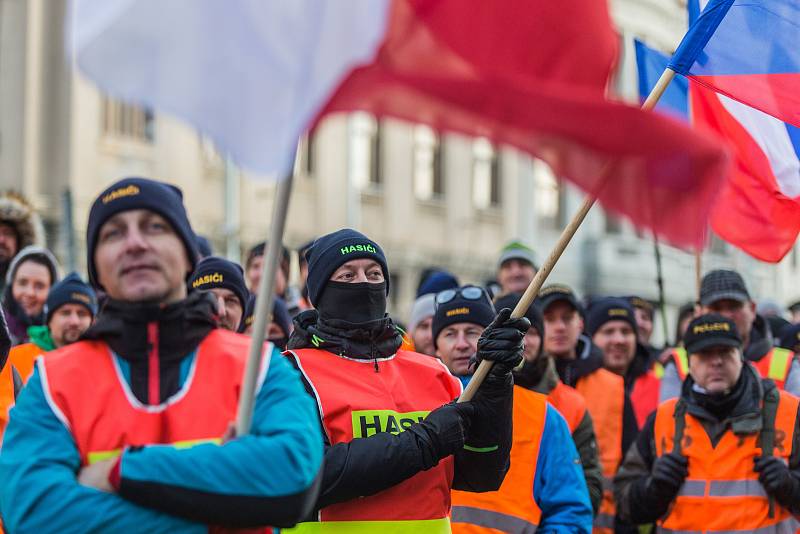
left=434, top=285, right=493, bottom=310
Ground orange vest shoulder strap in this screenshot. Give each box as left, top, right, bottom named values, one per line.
left=548, top=381, right=587, bottom=434
left=654, top=398, right=680, bottom=457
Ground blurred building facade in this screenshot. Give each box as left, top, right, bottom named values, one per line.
left=1, top=0, right=798, bottom=344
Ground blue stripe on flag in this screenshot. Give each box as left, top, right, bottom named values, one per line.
left=786, top=124, right=800, bottom=162
left=634, top=39, right=689, bottom=120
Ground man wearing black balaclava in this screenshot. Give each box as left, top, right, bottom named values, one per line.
left=285, top=228, right=526, bottom=530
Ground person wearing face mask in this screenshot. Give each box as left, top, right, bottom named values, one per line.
left=240, top=293, right=293, bottom=350
left=1, top=246, right=60, bottom=345
left=495, top=292, right=603, bottom=516
left=284, top=228, right=524, bottom=532
left=615, top=314, right=800, bottom=532
left=188, top=256, right=249, bottom=332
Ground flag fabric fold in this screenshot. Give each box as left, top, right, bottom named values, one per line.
left=71, top=0, right=731, bottom=249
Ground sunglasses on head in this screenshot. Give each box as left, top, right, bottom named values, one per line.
left=434, top=285, right=493, bottom=310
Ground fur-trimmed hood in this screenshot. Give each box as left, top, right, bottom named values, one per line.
left=0, top=191, right=44, bottom=251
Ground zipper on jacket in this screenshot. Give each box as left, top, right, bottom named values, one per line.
left=146, top=321, right=160, bottom=405
left=372, top=345, right=379, bottom=373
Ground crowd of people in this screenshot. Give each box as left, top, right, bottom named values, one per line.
left=0, top=178, right=799, bottom=532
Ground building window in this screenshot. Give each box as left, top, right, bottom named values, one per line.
left=534, top=160, right=563, bottom=230
left=350, top=112, right=381, bottom=190
left=472, top=137, right=500, bottom=209
left=413, top=125, right=444, bottom=201
left=605, top=211, right=622, bottom=234
left=101, top=96, right=154, bottom=142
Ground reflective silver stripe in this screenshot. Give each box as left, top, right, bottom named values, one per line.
left=676, top=480, right=706, bottom=497
left=658, top=515, right=800, bottom=534
left=601, top=476, right=614, bottom=492
left=593, top=512, right=615, bottom=530
left=708, top=479, right=768, bottom=498
left=451, top=506, right=538, bottom=534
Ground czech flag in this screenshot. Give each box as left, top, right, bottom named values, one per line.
left=658, top=0, right=800, bottom=262
left=72, top=0, right=730, bottom=248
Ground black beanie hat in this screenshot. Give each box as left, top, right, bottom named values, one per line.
left=305, top=228, right=389, bottom=305
left=586, top=297, right=638, bottom=337
left=432, top=286, right=496, bottom=349
left=188, top=256, right=248, bottom=312
left=45, top=272, right=98, bottom=323
left=494, top=292, right=543, bottom=338
left=86, top=177, right=199, bottom=288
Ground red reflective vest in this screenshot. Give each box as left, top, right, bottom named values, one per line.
left=575, top=368, right=625, bottom=534
left=41, top=329, right=251, bottom=465
left=654, top=391, right=800, bottom=532
left=670, top=346, right=796, bottom=390
left=630, top=369, right=660, bottom=429
left=451, top=386, right=546, bottom=533
left=284, top=348, right=461, bottom=533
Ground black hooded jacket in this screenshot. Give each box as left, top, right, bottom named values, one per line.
left=285, top=309, right=513, bottom=515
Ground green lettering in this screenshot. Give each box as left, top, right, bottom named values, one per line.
left=351, top=409, right=430, bottom=438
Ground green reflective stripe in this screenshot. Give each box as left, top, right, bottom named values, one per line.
left=676, top=480, right=706, bottom=497
left=451, top=506, right=537, bottom=534
left=594, top=512, right=615, bottom=530
left=768, top=348, right=792, bottom=381
left=675, top=348, right=689, bottom=377
left=708, top=479, right=767, bottom=498
left=86, top=438, right=220, bottom=465
left=658, top=515, right=800, bottom=533
left=463, top=444, right=499, bottom=453
left=284, top=518, right=451, bottom=533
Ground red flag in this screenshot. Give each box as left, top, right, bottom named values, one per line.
left=317, top=0, right=730, bottom=248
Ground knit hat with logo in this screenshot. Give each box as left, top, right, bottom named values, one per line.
left=305, top=228, right=389, bottom=305
left=188, top=256, right=248, bottom=312
left=44, top=272, right=98, bottom=323
left=586, top=297, right=638, bottom=337
left=431, top=286, right=496, bottom=348
left=86, top=177, right=198, bottom=288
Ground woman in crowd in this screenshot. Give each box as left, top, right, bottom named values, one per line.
left=1, top=246, right=59, bottom=345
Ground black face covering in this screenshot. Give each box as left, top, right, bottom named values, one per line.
left=269, top=336, right=289, bottom=351
left=316, top=281, right=387, bottom=324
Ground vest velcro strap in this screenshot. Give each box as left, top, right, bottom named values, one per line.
left=451, top=506, right=538, bottom=534
left=658, top=515, right=800, bottom=534
left=593, top=512, right=615, bottom=530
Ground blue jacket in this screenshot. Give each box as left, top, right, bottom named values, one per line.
left=534, top=404, right=594, bottom=533
left=0, top=344, right=323, bottom=532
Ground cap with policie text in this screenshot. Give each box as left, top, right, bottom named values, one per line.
left=683, top=313, right=742, bottom=355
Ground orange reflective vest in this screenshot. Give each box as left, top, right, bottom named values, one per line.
left=451, top=386, right=546, bottom=534
left=547, top=380, right=586, bottom=433
left=670, top=347, right=796, bottom=390
left=8, top=342, right=44, bottom=384
left=654, top=391, right=800, bottom=532
left=285, top=348, right=461, bottom=533
left=630, top=370, right=660, bottom=429
left=40, top=329, right=251, bottom=466
left=575, top=368, right=624, bottom=533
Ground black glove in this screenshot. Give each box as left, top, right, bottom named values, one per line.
left=647, top=453, right=688, bottom=505
left=754, top=456, right=800, bottom=510
left=474, top=308, right=529, bottom=375
left=407, top=401, right=476, bottom=468
left=0, top=311, right=10, bottom=370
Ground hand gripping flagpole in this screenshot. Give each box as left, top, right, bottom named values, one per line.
left=236, top=171, right=294, bottom=435
left=459, top=68, right=677, bottom=402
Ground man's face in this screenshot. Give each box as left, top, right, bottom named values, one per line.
left=329, top=259, right=384, bottom=284
left=94, top=209, right=191, bottom=303
left=210, top=287, right=243, bottom=331
left=48, top=303, right=93, bottom=348
left=523, top=327, right=542, bottom=362
left=593, top=320, right=637, bottom=376
left=246, top=254, right=288, bottom=296
left=436, top=322, right=482, bottom=376
left=497, top=259, right=535, bottom=294
left=411, top=316, right=435, bottom=356
left=542, top=301, right=583, bottom=359
left=0, top=222, right=18, bottom=263
left=689, top=345, right=743, bottom=394
left=11, top=260, right=51, bottom=317
left=702, top=299, right=755, bottom=343
left=633, top=307, right=653, bottom=344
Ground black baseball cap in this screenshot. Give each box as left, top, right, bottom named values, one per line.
left=699, top=269, right=750, bottom=306
left=535, top=284, right=582, bottom=314
left=683, top=313, right=742, bottom=354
